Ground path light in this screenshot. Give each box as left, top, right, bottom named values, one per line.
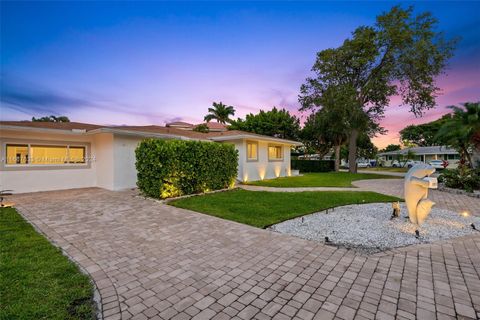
left=460, top=210, right=470, bottom=217
left=472, top=223, right=477, bottom=231
left=415, top=230, right=420, bottom=238
left=324, top=236, right=330, bottom=243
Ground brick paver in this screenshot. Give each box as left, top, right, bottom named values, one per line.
left=11, top=187, right=480, bottom=319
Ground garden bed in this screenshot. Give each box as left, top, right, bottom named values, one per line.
left=269, top=203, right=479, bottom=254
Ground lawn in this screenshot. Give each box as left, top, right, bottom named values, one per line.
left=358, top=167, right=409, bottom=173
left=170, top=189, right=401, bottom=228
left=245, top=172, right=400, bottom=188
left=0, top=207, right=96, bottom=320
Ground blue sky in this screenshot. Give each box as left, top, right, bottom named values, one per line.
left=1, top=1, right=479, bottom=147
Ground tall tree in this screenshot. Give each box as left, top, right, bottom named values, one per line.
left=32, top=115, right=70, bottom=122
left=435, top=102, right=480, bottom=167
left=229, top=107, right=300, bottom=140
left=380, top=144, right=401, bottom=153
left=299, top=6, right=456, bottom=173
left=204, top=102, right=235, bottom=124
left=399, top=114, right=452, bottom=146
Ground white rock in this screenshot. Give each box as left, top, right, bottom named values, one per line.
left=268, top=203, right=480, bottom=253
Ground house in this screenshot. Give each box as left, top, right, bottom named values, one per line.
left=378, top=146, right=460, bottom=168
left=0, top=121, right=301, bottom=193
left=166, top=121, right=228, bottom=132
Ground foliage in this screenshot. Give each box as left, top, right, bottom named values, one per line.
left=435, top=102, right=480, bottom=167
left=204, top=101, right=235, bottom=124
left=0, top=208, right=95, bottom=319
left=291, top=159, right=334, bottom=173
left=193, top=123, right=210, bottom=133
left=245, top=172, right=400, bottom=188
left=31, top=115, right=70, bottom=122
left=356, top=133, right=378, bottom=159
left=229, top=107, right=300, bottom=140
left=169, top=189, right=401, bottom=228
left=380, top=144, right=401, bottom=153
left=299, top=6, right=457, bottom=173
left=399, top=114, right=452, bottom=146
left=439, top=167, right=480, bottom=193
left=300, top=95, right=350, bottom=165
left=136, top=139, right=238, bottom=199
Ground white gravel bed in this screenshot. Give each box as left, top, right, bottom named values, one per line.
left=268, top=203, right=480, bottom=253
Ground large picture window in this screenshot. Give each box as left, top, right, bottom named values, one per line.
left=268, top=145, right=283, bottom=161
left=5, top=144, right=86, bottom=165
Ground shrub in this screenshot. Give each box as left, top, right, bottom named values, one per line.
left=439, top=167, right=480, bottom=193
left=291, top=159, right=334, bottom=172
left=136, top=139, right=238, bottom=199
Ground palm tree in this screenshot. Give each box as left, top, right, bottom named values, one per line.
left=436, top=102, right=480, bottom=168
left=204, top=102, right=235, bottom=124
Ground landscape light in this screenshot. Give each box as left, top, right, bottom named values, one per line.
left=415, top=230, right=420, bottom=238
left=460, top=210, right=470, bottom=217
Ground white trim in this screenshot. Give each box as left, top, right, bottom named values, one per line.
left=209, top=134, right=302, bottom=146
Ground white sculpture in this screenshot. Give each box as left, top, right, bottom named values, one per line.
left=404, top=163, right=437, bottom=225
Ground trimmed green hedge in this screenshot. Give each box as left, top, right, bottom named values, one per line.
left=291, top=159, right=334, bottom=172
left=136, top=139, right=238, bottom=199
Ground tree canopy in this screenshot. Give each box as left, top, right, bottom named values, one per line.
left=204, top=102, right=235, bottom=124
left=31, top=115, right=70, bottom=122
left=229, top=107, right=300, bottom=140
left=298, top=5, right=457, bottom=172
left=399, top=114, right=452, bottom=146
left=380, top=144, right=402, bottom=153
left=435, top=102, right=480, bottom=167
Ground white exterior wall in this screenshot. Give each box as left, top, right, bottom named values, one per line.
left=112, top=135, right=144, bottom=190
left=93, top=133, right=115, bottom=190
left=231, top=139, right=292, bottom=182
left=0, top=130, right=98, bottom=193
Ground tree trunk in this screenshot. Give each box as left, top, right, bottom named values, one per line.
left=334, top=145, right=341, bottom=172
left=348, top=129, right=359, bottom=173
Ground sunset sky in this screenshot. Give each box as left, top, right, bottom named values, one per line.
left=1, top=1, right=479, bottom=148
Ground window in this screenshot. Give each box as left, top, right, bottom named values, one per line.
left=444, top=154, right=460, bottom=160
left=4, top=144, right=86, bottom=166
left=6, top=144, right=29, bottom=164
left=247, top=142, right=258, bottom=161
left=268, top=145, right=283, bottom=160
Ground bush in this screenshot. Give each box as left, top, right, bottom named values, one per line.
left=136, top=139, right=238, bottom=199
left=439, top=167, right=480, bottom=193
left=291, top=159, right=334, bottom=172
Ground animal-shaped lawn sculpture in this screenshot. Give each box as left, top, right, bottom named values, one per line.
left=404, top=163, right=437, bottom=225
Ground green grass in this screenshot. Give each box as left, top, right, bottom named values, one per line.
left=245, top=172, right=400, bottom=188
left=0, top=207, right=96, bottom=320
left=170, top=189, right=401, bottom=228
left=358, top=167, right=409, bottom=172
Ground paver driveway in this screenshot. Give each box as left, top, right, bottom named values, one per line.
left=12, top=188, right=480, bottom=320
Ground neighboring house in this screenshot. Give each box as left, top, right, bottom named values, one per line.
left=378, top=146, right=460, bottom=168
left=166, top=121, right=228, bottom=132
left=0, top=121, right=301, bottom=193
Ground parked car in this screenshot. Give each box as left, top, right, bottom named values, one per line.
left=428, top=159, right=449, bottom=169
left=357, top=161, right=371, bottom=168
left=392, top=160, right=423, bottom=168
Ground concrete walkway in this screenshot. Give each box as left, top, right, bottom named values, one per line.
left=11, top=187, right=480, bottom=320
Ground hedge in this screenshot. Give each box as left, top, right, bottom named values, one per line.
left=291, top=159, right=334, bottom=172
left=136, top=139, right=238, bottom=199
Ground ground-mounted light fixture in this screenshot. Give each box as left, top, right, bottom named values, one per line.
left=415, top=230, right=420, bottom=238
left=472, top=223, right=477, bottom=231
left=460, top=210, right=470, bottom=217
left=324, top=236, right=330, bottom=243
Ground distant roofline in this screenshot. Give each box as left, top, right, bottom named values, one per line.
left=378, top=146, right=459, bottom=156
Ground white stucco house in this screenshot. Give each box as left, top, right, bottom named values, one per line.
left=0, top=121, right=301, bottom=193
